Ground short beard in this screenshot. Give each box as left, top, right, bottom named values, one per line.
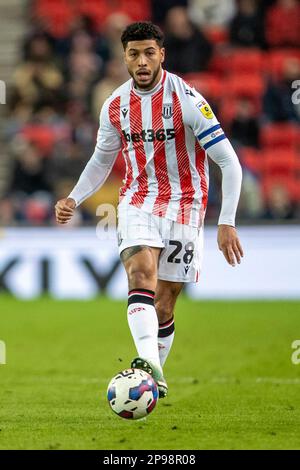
left=131, top=64, right=162, bottom=91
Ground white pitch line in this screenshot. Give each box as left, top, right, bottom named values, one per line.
left=3, top=376, right=300, bottom=386
left=212, top=377, right=300, bottom=385
left=82, top=377, right=300, bottom=385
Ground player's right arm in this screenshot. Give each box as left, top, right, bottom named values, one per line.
left=55, top=99, right=122, bottom=224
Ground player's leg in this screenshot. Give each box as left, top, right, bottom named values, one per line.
left=120, top=245, right=164, bottom=365
left=155, top=221, right=204, bottom=367
left=121, top=245, right=161, bottom=367
left=117, top=203, right=171, bottom=395
left=121, top=245, right=160, bottom=292
left=120, top=245, right=168, bottom=397
left=155, top=280, right=183, bottom=366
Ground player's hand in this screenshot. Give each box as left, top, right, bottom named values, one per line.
left=55, top=198, right=76, bottom=224
left=217, top=225, right=244, bottom=267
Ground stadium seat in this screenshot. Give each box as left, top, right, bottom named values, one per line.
left=218, top=97, right=239, bottom=127
left=240, top=147, right=262, bottom=175
left=262, top=175, right=300, bottom=202
left=227, top=49, right=265, bottom=75
left=219, top=95, right=261, bottom=128
left=261, top=150, right=300, bottom=177
left=117, top=0, right=151, bottom=21
left=266, top=2, right=300, bottom=48
left=183, top=73, right=222, bottom=100
left=225, top=74, right=265, bottom=101
left=202, top=26, right=229, bottom=46
left=34, top=0, right=75, bottom=37
left=260, top=124, right=300, bottom=151
left=21, top=125, right=56, bottom=156
left=74, top=0, right=150, bottom=31
left=267, top=49, right=300, bottom=80
left=208, top=51, right=227, bottom=76
left=75, top=0, right=109, bottom=31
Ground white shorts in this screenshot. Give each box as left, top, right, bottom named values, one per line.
left=117, top=204, right=204, bottom=283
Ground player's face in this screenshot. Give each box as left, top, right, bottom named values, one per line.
left=124, top=40, right=165, bottom=91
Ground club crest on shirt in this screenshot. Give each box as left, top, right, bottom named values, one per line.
left=196, top=100, right=214, bottom=119
left=162, top=103, right=173, bottom=119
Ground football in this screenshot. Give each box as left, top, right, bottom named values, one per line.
left=107, top=368, right=159, bottom=420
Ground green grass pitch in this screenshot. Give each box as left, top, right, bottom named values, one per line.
left=0, top=296, right=300, bottom=450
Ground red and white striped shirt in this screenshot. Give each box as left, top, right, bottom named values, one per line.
left=69, top=70, right=242, bottom=228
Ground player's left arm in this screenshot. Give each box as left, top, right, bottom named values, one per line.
left=205, top=134, right=244, bottom=267
left=182, top=85, right=244, bottom=266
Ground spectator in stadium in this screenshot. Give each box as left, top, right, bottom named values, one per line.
left=229, top=0, right=265, bottom=48
left=265, top=0, right=300, bottom=48
left=22, top=191, right=53, bottom=225
left=0, top=198, right=16, bottom=226
left=91, top=58, right=129, bottom=120
left=64, top=101, right=95, bottom=151
left=188, top=0, right=236, bottom=27
left=66, top=31, right=103, bottom=85
left=238, top=171, right=265, bottom=219
left=151, top=0, right=188, bottom=25
left=66, top=77, right=91, bottom=109
left=4, top=0, right=299, bottom=226
left=229, top=98, right=260, bottom=147
left=263, top=183, right=297, bottom=220
left=103, top=13, right=132, bottom=61
left=9, top=139, right=52, bottom=196
left=63, top=30, right=105, bottom=110
left=263, top=57, right=300, bottom=122
left=163, top=6, right=213, bottom=73
left=52, top=15, right=110, bottom=65
left=4, top=102, right=32, bottom=141
left=11, top=34, right=64, bottom=109
left=23, top=29, right=55, bottom=61
left=47, top=141, right=94, bottom=188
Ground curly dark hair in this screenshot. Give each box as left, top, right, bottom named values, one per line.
left=121, top=22, right=164, bottom=50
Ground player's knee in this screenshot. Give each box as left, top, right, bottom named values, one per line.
left=127, top=267, right=156, bottom=289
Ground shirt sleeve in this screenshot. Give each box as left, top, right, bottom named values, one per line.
left=182, top=85, right=242, bottom=227
left=68, top=98, right=122, bottom=207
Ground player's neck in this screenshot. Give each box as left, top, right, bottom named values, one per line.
left=133, top=68, right=164, bottom=94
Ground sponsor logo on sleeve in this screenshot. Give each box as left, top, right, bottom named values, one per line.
left=196, top=100, right=214, bottom=119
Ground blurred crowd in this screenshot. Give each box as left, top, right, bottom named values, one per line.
left=1, top=0, right=300, bottom=226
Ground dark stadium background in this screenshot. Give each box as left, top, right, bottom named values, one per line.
left=0, top=0, right=299, bottom=227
